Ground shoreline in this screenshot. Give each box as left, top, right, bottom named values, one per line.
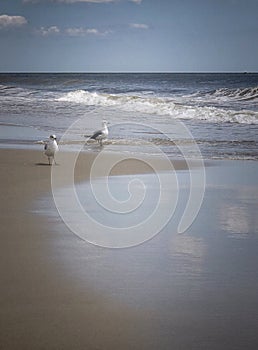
left=1, top=147, right=258, bottom=349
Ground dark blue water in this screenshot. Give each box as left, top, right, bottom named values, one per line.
left=0, top=73, right=258, bottom=159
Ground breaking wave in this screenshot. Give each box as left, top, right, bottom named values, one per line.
left=57, top=89, right=258, bottom=125
left=210, top=86, right=258, bottom=101
left=1, top=81, right=257, bottom=125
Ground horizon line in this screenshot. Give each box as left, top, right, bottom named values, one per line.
left=1, top=71, right=257, bottom=74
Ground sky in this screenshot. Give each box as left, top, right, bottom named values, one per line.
left=0, top=0, right=258, bottom=72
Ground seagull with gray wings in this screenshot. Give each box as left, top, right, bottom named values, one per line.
left=86, top=120, right=109, bottom=146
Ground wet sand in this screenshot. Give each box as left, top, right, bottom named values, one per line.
left=1, top=148, right=258, bottom=349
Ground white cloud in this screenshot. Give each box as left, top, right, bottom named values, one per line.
left=85, top=28, right=99, bottom=34
left=65, top=27, right=80, bottom=36
left=130, top=23, right=149, bottom=29
left=65, top=27, right=110, bottom=36
left=65, top=27, right=90, bottom=36
left=37, top=26, right=60, bottom=36
left=34, top=25, right=110, bottom=37
left=130, top=0, right=142, bottom=4
left=0, top=14, right=28, bottom=28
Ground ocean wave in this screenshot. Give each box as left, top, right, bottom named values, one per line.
left=0, top=84, right=39, bottom=100
left=1, top=83, right=257, bottom=125
left=57, top=89, right=176, bottom=114
left=57, top=89, right=258, bottom=125
left=176, top=105, right=258, bottom=124
left=0, top=84, right=12, bottom=91
left=210, top=86, right=258, bottom=101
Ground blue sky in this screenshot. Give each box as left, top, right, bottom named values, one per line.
left=0, top=0, right=258, bottom=72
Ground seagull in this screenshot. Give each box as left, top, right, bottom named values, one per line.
left=44, top=134, right=58, bottom=165
left=86, top=120, right=109, bottom=146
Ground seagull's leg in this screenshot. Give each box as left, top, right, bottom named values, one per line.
left=54, top=156, right=57, bottom=165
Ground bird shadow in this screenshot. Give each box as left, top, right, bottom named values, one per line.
left=35, top=163, right=60, bottom=166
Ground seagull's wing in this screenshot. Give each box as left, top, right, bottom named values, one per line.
left=90, top=130, right=103, bottom=140
left=44, top=143, right=48, bottom=150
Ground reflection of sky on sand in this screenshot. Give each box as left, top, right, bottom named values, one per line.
left=219, top=186, right=258, bottom=237
left=168, top=234, right=206, bottom=276
left=204, top=161, right=258, bottom=239
left=221, top=205, right=250, bottom=235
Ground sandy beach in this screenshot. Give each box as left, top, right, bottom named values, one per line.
left=1, top=148, right=258, bottom=350
left=0, top=148, right=188, bottom=349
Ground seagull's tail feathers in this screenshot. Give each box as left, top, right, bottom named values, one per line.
left=84, top=135, right=92, bottom=144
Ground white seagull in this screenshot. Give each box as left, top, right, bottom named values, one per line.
left=86, top=120, right=109, bottom=146
left=44, top=134, right=58, bottom=165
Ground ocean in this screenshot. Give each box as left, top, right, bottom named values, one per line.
left=0, top=72, right=258, bottom=160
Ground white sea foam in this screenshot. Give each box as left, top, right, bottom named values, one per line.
left=57, top=90, right=258, bottom=125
